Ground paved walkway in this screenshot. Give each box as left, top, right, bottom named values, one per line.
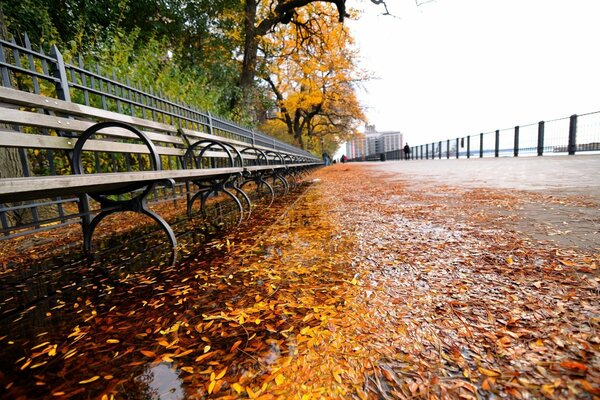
left=366, top=155, right=600, bottom=250
left=369, top=154, right=600, bottom=198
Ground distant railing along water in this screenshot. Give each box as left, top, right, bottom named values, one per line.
left=357, top=111, right=600, bottom=161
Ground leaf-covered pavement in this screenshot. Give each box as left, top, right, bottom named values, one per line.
left=0, top=163, right=598, bottom=399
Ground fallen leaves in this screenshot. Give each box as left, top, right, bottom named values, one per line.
left=0, top=165, right=599, bottom=399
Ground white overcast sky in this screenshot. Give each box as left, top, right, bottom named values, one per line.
left=346, top=0, right=600, bottom=145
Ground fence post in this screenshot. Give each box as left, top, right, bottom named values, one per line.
left=537, top=121, right=545, bottom=156
left=467, top=136, right=471, bottom=158
left=514, top=126, right=519, bottom=157
left=456, top=138, right=460, bottom=158
left=439, top=141, right=442, bottom=159
left=420, top=145, right=423, bottom=159
left=206, top=111, right=215, bottom=135
left=568, top=114, right=577, bottom=155
left=49, top=45, right=71, bottom=102
left=495, top=129, right=500, bottom=157
left=446, top=139, right=450, bottom=159
left=479, top=133, right=484, bottom=158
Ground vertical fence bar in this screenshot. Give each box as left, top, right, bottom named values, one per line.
left=456, top=138, right=459, bottom=158
left=495, top=129, right=500, bottom=157
left=568, top=114, right=577, bottom=155
left=78, top=56, right=91, bottom=106
left=425, top=144, right=429, bottom=159
left=96, top=64, right=107, bottom=110
left=446, top=139, right=450, bottom=159
left=467, top=136, right=471, bottom=158
left=537, top=121, right=545, bottom=156
left=439, top=141, right=442, bottom=159
left=479, top=133, right=483, bottom=158
left=50, top=45, right=72, bottom=102
left=514, top=126, right=519, bottom=157
left=207, top=111, right=214, bottom=135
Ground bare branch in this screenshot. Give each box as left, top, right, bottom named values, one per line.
left=370, top=0, right=391, bottom=16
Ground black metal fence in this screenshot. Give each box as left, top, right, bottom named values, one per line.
left=0, top=32, right=314, bottom=239
left=381, top=111, right=600, bottom=161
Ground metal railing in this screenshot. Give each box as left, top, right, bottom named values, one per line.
left=0, top=32, right=317, bottom=239
left=374, top=111, right=600, bottom=161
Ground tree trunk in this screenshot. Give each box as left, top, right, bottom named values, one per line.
left=232, top=0, right=259, bottom=113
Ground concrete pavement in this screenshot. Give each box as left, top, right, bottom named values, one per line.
left=365, top=154, right=600, bottom=251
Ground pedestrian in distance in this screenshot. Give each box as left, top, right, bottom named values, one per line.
left=322, top=152, right=331, bottom=166
left=403, top=143, right=410, bottom=160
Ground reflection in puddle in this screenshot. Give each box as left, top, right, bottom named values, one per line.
left=136, top=363, right=184, bottom=400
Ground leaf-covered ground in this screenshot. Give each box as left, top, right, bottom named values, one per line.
left=0, top=163, right=598, bottom=399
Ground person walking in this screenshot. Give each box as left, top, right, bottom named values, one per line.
left=403, top=143, right=411, bottom=160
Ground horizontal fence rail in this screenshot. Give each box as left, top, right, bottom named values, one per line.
left=352, top=111, right=600, bottom=162
left=0, top=32, right=318, bottom=239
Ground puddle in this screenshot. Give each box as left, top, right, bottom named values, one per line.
left=0, top=183, right=316, bottom=399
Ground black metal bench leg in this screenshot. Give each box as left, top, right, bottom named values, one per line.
left=82, top=203, right=178, bottom=266
left=258, top=177, right=275, bottom=208
left=140, top=207, right=178, bottom=265
left=187, top=188, right=209, bottom=217
left=83, top=208, right=118, bottom=255
left=232, top=185, right=252, bottom=219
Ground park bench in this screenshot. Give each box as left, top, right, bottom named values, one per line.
left=0, top=86, right=320, bottom=263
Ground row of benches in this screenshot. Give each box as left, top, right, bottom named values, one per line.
left=0, top=86, right=321, bottom=263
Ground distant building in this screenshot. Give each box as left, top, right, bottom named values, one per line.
left=346, top=125, right=403, bottom=159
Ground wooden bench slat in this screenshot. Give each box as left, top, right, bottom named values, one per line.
left=0, top=108, right=186, bottom=146
left=0, top=86, right=182, bottom=135
left=0, top=167, right=245, bottom=203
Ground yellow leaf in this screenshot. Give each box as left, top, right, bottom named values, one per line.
left=239, top=315, right=245, bottom=324
left=216, top=367, right=227, bottom=380
left=333, top=372, right=342, bottom=384
left=162, top=354, right=174, bottom=362
left=275, top=374, right=285, bottom=385
left=208, top=380, right=216, bottom=394
left=350, top=277, right=358, bottom=285
left=79, top=376, right=100, bottom=384
left=232, top=383, right=244, bottom=394
left=106, top=339, right=119, bottom=344
left=180, top=366, right=194, bottom=373
left=247, top=386, right=258, bottom=399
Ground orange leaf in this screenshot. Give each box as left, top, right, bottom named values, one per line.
left=478, top=367, right=500, bottom=377
left=560, top=361, right=588, bottom=372
left=231, top=340, right=242, bottom=352
left=195, top=351, right=215, bottom=362
left=140, top=350, right=156, bottom=358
